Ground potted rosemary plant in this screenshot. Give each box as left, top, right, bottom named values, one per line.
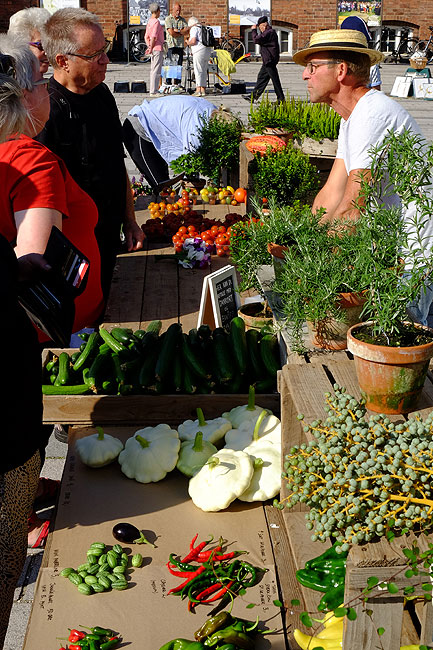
left=346, top=129, right=433, bottom=414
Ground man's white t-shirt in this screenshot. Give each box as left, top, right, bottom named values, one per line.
left=336, top=89, right=433, bottom=260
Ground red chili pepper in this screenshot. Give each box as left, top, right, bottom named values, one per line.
left=69, top=630, right=86, bottom=643
left=69, top=645, right=83, bottom=650
left=194, top=581, right=223, bottom=602
left=198, top=580, right=235, bottom=605
left=181, top=535, right=212, bottom=563
left=195, top=546, right=222, bottom=561
left=167, top=566, right=206, bottom=594
left=166, top=561, right=198, bottom=578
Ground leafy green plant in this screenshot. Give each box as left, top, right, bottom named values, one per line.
left=271, top=213, right=370, bottom=352
left=229, top=201, right=315, bottom=294
left=250, top=142, right=320, bottom=206
left=170, top=113, right=243, bottom=184
left=248, top=94, right=341, bottom=141
left=356, top=129, right=433, bottom=345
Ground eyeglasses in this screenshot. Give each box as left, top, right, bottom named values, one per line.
left=304, top=60, right=338, bottom=75
left=0, top=54, right=16, bottom=79
left=29, top=41, right=45, bottom=52
left=65, top=40, right=111, bottom=62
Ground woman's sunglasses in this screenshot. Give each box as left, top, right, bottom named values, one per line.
left=28, top=41, right=45, bottom=52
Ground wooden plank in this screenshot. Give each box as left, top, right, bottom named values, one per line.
left=42, top=392, right=280, bottom=425
left=139, top=253, right=180, bottom=329
left=102, top=250, right=148, bottom=329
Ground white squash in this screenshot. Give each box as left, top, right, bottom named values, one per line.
left=75, top=427, right=123, bottom=468
left=238, top=439, right=282, bottom=502
left=222, top=385, right=271, bottom=429
left=176, top=431, right=217, bottom=477
left=178, top=407, right=231, bottom=444
left=118, top=424, right=180, bottom=483
left=224, top=409, right=281, bottom=451
left=188, top=449, right=253, bottom=512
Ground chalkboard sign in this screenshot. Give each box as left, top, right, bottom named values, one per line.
left=198, top=265, right=241, bottom=330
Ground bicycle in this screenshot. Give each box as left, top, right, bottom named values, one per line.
left=129, top=29, right=150, bottom=62
left=215, top=33, right=245, bottom=62
left=375, top=26, right=418, bottom=63
left=412, top=25, right=433, bottom=64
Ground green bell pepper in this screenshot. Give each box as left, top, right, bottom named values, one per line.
left=158, top=641, right=205, bottom=650
left=296, top=567, right=345, bottom=593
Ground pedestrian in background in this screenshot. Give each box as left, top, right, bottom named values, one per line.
left=8, top=6, right=51, bottom=74
left=145, top=3, right=164, bottom=96
left=243, top=16, right=284, bottom=103
left=186, top=16, right=211, bottom=97
left=340, top=15, right=381, bottom=90
left=165, top=2, right=188, bottom=86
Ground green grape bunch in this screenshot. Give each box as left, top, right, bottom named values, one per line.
left=278, top=385, right=433, bottom=550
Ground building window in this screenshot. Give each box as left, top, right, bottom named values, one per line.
left=370, top=25, right=414, bottom=52
left=245, top=27, right=293, bottom=56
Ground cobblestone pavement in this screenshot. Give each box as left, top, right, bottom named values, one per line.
left=5, top=58, right=432, bottom=650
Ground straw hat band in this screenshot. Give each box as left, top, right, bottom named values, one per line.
left=309, top=39, right=369, bottom=49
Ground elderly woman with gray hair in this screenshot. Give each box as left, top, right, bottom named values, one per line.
left=145, top=3, right=164, bottom=96
left=186, top=16, right=211, bottom=96
left=8, top=6, right=51, bottom=74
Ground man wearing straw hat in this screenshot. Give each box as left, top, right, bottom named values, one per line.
left=293, top=29, right=424, bottom=224
left=293, top=28, right=433, bottom=325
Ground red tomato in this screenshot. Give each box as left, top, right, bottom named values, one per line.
left=178, top=225, right=187, bottom=234
left=210, top=225, right=219, bottom=235
left=234, top=188, right=247, bottom=203
left=200, top=231, right=208, bottom=239
left=204, top=239, right=214, bottom=247
left=187, top=225, right=197, bottom=234
left=175, top=244, right=183, bottom=253
left=216, top=247, right=226, bottom=257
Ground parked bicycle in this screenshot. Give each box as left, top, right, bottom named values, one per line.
left=375, top=27, right=418, bottom=63
left=412, top=25, right=433, bottom=64
left=215, top=33, right=245, bottom=62
left=129, top=29, right=150, bottom=63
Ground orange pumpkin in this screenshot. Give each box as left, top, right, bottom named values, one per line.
left=245, top=135, right=286, bottom=154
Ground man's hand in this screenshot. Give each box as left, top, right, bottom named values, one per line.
left=124, top=220, right=145, bottom=252
left=16, top=253, right=51, bottom=283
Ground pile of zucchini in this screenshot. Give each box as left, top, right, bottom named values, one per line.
left=42, top=318, right=281, bottom=396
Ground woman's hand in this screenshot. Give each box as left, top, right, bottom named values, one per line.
left=16, top=253, right=51, bottom=283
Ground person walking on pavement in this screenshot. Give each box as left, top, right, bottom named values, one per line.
left=165, top=2, right=188, bottom=87
left=145, top=3, right=165, bottom=96
left=243, top=16, right=284, bottom=103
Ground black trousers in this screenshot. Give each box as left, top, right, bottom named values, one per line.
left=167, top=46, right=184, bottom=84
left=122, top=118, right=169, bottom=192
left=253, top=62, right=284, bottom=102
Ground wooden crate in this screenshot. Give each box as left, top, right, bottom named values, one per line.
left=42, top=348, right=280, bottom=425
left=272, top=361, right=433, bottom=649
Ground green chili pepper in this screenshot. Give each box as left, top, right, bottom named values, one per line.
left=91, top=628, right=113, bottom=637
left=194, top=612, right=233, bottom=641
left=100, top=640, right=121, bottom=650
left=204, top=628, right=254, bottom=650
left=88, top=641, right=100, bottom=650
left=158, top=641, right=205, bottom=650
left=215, top=646, right=236, bottom=650
left=318, top=584, right=345, bottom=612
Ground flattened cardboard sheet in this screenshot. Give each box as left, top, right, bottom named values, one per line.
left=23, top=426, right=286, bottom=649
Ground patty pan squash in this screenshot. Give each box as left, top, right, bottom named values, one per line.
left=118, top=424, right=180, bottom=483
left=188, top=448, right=253, bottom=512
left=75, top=426, right=123, bottom=468
left=178, top=407, right=231, bottom=444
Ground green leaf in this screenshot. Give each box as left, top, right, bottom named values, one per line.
left=334, top=607, right=348, bottom=618
left=405, top=569, right=415, bottom=578
left=367, top=576, right=379, bottom=589
left=365, top=609, right=373, bottom=618
left=273, top=599, right=283, bottom=607
left=238, top=588, right=246, bottom=596
left=347, top=607, right=357, bottom=621
left=386, top=530, right=395, bottom=542
left=300, top=612, right=313, bottom=627
left=386, top=582, right=399, bottom=594
left=404, top=585, right=415, bottom=595
left=422, top=583, right=433, bottom=592
left=403, top=548, right=415, bottom=560
left=377, top=627, right=385, bottom=636
left=291, top=598, right=300, bottom=607
left=246, top=603, right=256, bottom=609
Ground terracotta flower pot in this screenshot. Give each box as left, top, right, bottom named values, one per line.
left=347, top=321, right=433, bottom=414
left=307, top=292, right=366, bottom=351
left=267, top=241, right=290, bottom=279
left=238, top=302, right=273, bottom=332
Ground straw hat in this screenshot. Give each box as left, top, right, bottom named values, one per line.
left=293, top=29, right=384, bottom=66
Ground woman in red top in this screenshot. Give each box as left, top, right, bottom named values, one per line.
left=0, top=33, right=104, bottom=338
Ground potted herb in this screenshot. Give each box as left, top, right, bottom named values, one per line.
left=170, top=112, right=243, bottom=187
left=250, top=142, right=320, bottom=208
left=271, top=211, right=370, bottom=352
left=346, top=129, right=433, bottom=414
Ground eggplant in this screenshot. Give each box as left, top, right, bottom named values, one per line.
left=112, top=522, right=155, bottom=546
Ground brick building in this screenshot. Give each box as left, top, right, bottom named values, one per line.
left=0, top=0, right=431, bottom=59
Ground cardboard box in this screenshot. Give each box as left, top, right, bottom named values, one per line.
left=23, top=426, right=287, bottom=649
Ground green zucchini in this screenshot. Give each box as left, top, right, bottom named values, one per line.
left=212, top=328, right=234, bottom=383
left=133, top=329, right=147, bottom=340
left=246, top=328, right=266, bottom=381
left=155, top=323, right=182, bottom=382
left=138, top=340, right=161, bottom=388
left=111, top=327, right=135, bottom=344
left=54, top=351, right=71, bottom=386
left=197, top=324, right=212, bottom=340
left=70, top=351, right=81, bottom=364
left=87, top=351, right=111, bottom=393
left=45, top=358, right=57, bottom=373
left=49, top=372, right=57, bottom=385
left=260, top=334, right=280, bottom=377
left=230, top=316, right=248, bottom=375
left=255, top=376, right=277, bottom=393
left=99, top=328, right=127, bottom=354
left=181, top=333, right=211, bottom=381
left=42, top=383, right=90, bottom=395
left=182, top=364, right=197, bottom=394
left=146, top=319, right=163, bottom=335
left=73, top=331, right=100, bottom=372
left=173, top=349, right=183, bottom=392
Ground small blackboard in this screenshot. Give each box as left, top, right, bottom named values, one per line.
left=197, top=265, right=241, bottom=330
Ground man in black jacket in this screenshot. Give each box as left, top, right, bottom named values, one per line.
left=243, top=16, right=284, bottom=103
